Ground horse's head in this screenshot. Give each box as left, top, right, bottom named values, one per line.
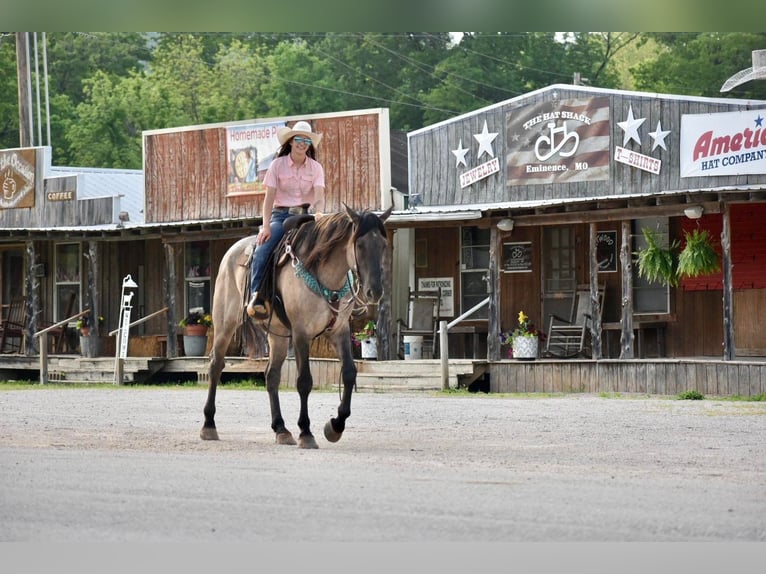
left=345, top=204, right=392, bottom=305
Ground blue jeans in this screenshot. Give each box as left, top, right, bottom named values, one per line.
left=249, top=209, right=293, bottom=297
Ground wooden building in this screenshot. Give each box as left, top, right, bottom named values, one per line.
left=389, top=84, right=766, bottom=366
left=0, top=108, right=393, bottom=361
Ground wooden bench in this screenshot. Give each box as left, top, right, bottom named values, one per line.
left=449, top=324, right=488, bottom=359
left=602, top=314, right=676, bottom=358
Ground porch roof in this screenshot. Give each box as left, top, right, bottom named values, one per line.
left=387, top=184, right=766, bottom=228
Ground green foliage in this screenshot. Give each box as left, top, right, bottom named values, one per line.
left=677, top=228, right=720, bottom=279
left=677, top=390, right=705, bottom=400
left=633, top=33, right=766, bottom=100
left=5, top=32, right=765, bottom=168
left=636, top=226, right=721, bottom=286
left=635, top=227, right=679, bottom=287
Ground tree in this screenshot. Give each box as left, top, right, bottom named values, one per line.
left=0, top=35, right=19, bottom=149
left=632, top=32, right=766, bottom=99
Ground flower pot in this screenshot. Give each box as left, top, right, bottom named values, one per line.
left=361, top=336, right=377, bottom=360
left=80, top=334, right=103, bottom=358
left=183, top=334, right=208, bottom=357
left=183, top=324, right=208, bottom=337
left=512, top=336, right=538, bottom=360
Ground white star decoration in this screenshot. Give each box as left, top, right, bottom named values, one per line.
left=473, top=120, right=498, bottom=159
left=648, top=120, right=671, bottom=151
left=451, top=139, right=469, bottom=168
left=617, top=105, right=645, bottom=146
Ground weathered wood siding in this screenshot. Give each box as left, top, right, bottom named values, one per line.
left=490, top=359, right=766, bottom=397
left=0, top=148, right=114, bottom=229
left=409, top=85, right=766, bottom=205
left=144, top=111, right=387, bottom=224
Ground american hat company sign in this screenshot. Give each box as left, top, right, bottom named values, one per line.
left=0, top=149, right=36, bottom=209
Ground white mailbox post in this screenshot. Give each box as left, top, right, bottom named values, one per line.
left=114, top=274, right=138, bottom=385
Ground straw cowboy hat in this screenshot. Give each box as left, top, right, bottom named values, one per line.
left=720, top=49, right=766, bottom=92
left=277, top=121, right=323, bottom=147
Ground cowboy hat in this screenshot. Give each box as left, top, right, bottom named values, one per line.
left=721, top=49, right=766, bottom=92
left=277, top=120, right=322, bottom=147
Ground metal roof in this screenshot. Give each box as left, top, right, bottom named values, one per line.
left=49, top=165, right=145, bottom=224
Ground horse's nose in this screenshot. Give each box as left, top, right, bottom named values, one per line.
left=366, top=287, right=383, bottom=304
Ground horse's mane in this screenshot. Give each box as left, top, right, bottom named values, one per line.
left=291, top=209, right=385, bottom=271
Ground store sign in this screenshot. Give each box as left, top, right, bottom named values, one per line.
left=226, top=121, right=284, bottom=195
left=680, top=109, right=766, bottom=178
left=0, top=149, right=36, bottom=209
left=502, top=242, right=533, bottom=273
left=459, top=157, right=500, bottom=188
left=614, top=146, right=661, bottom=174
left=506, top=97, right=610, bottom=186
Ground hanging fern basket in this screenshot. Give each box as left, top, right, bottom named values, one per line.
left=635, top=227, right=679, bottom=287
left=677, top=228, right=720, bottom=279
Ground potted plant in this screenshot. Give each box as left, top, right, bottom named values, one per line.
left=501, top=311, right=543, bottom=360
left=75, top=314, right=104, bottom=336
left=179, top=310, right=213, bottom=336
left=179, top=310, right=213, bottom=356
left=76, top=314, right=105, bottom=357
left=677, top=228, right=720, bottom=279
left=636, top=226, right=720, bottom=285
left=635, top=227, right=680, bottom=287
left=353, top=320, right=377, bottom=360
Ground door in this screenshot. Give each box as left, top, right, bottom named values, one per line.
left=542, top=226, right=577, bottom=326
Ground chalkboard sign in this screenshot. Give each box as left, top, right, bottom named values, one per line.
left=596, top=230, right=617, bottom=272
left=502, top=242, right=533, bottom=273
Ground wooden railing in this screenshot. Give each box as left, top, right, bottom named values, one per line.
left=35, top=308, right=92, bottom=385
left=438, top=296, right=490, bottom=390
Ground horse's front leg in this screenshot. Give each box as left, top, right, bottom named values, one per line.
left=266, top=334, right=296, bottom=446
left=293, top=336, right=318, bottom=449
left=324, top=331, right=357, bottom=443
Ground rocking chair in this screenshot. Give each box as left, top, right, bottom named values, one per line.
left=396, top=288, right=441, bottom=359
left=544, top=284, right=605, bottom=358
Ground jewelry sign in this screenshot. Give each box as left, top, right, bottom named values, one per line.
left=505, top=97, right=610, bottom=186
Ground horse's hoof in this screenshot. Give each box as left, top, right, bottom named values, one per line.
left=324, top=420, right=343, bottom=443
left=275, top=431, right=297, bottom=445
left=200, top=426, right=219, bottom=441
left=298, top=434, right=319, bottom=449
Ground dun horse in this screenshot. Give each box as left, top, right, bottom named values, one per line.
left=201, top=205, right=392, bottom=448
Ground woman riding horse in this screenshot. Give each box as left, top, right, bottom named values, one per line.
left=201, top=204, right=392, bottom=449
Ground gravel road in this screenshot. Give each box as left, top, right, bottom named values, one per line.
left=1, top=386, right=765, bottom=543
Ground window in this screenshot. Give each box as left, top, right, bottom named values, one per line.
left=543, top=226, right=576, bottom=293
left=632, top=217, right=670, bottom=314
left=55, top=243, right=81, bottom=323
left=185, top=241, right=210, bottom=315
left=1, top=248, right=24, bottom=305
left=460, top=227, right=489, bottom=319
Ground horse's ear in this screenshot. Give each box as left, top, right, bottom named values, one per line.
left=379, top=205, right=393, bottom=222
left=343, top=203, right=360, bottom=225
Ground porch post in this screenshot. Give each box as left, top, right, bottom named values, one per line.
left=589, top=223, right=602, bottom=359
left=721, top=204, right=735, bottom=361
left=163, top=243, right=179, bottom=358
left=619, top=221, right=635, bottom=359
left=487, top=226, right=501, bottom=361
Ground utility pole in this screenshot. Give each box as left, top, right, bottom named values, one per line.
left=16, top=32, right=34, bottom=147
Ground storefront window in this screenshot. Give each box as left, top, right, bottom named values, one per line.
left=55, top=243, right=81, bottom=322
left=185, top=241, right=210, bottom=315
left=633, top=217, right=670, bottom=314
left=460, top=227, right=489, bottom=319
